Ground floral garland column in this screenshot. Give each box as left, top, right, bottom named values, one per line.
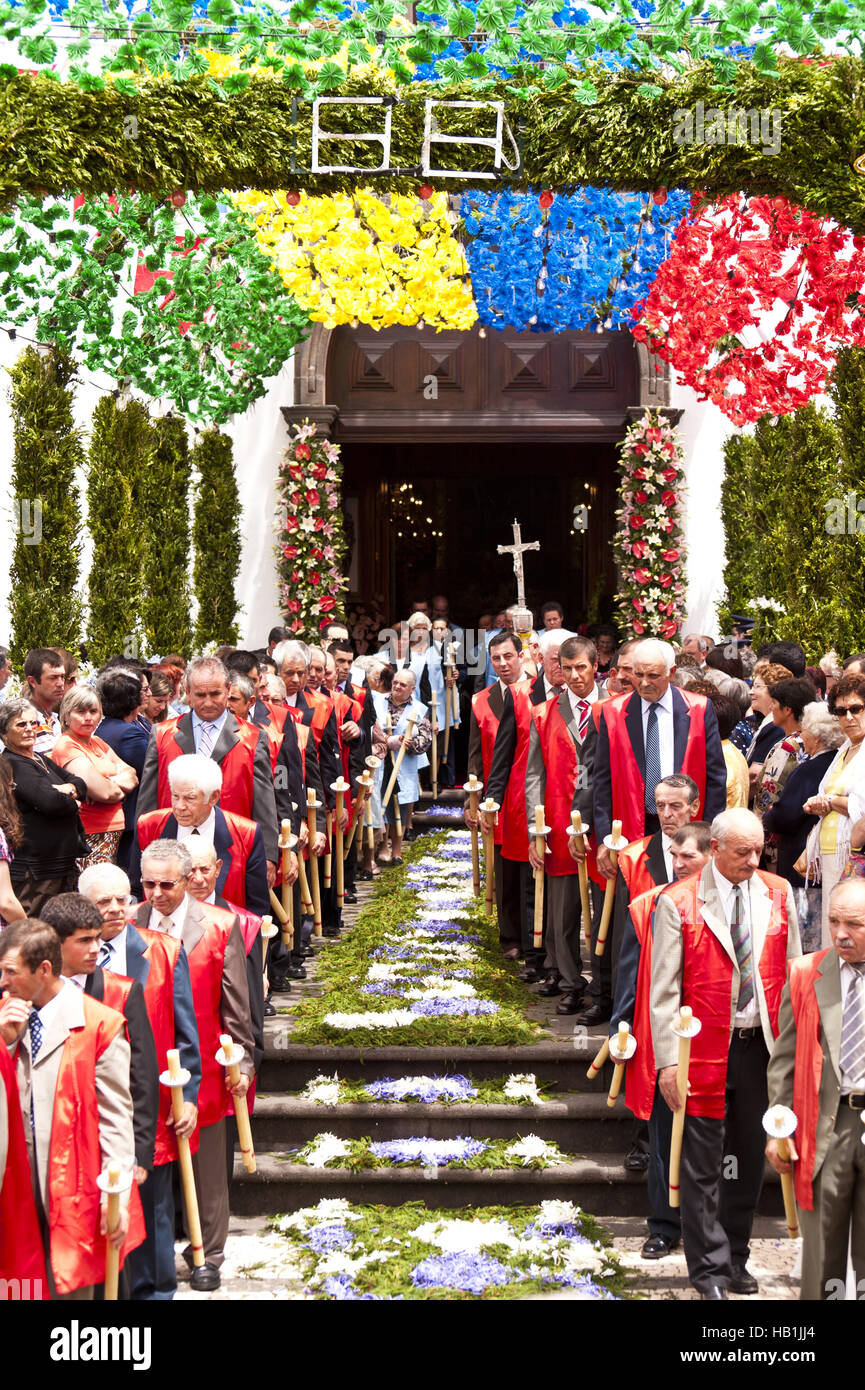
left=612, top=409, right=687, bottom=642
left=276, top=421, right=349, bottom=638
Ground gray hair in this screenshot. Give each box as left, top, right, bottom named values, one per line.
left=167, top=753, right=223, bottom=798
left=801, top=700, right=845, bottom=750
left=710, top=808, right=763, bottom=845
left=0, top=697, right=39, bottom=739
left=272, top=640, right=309, bottom=671
left=657, top=773, right=700, bottom=802
left=538, top=628, right=576, bottom=656
left=185, top=656, right=229, bottom=688
left=59, top=684, right=101, bottom=730
left=140, top=838, right=192, bottom=877
left=78, top=862, right=131, bottom=898
left=229, top=673, right=255, bottom=703
left=632, top=639, right=676, bottom=673
left=393, top=667, right=417, bottom=690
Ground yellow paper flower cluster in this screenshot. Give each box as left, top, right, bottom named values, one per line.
left=233, top=189, right=478, bottom=332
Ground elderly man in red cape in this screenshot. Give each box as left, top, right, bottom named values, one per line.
left=650, top=808, right=800, bottom=1300
left=593, top=638, right=727, bottom=876
left=767, top=876, right=865, bottom=1301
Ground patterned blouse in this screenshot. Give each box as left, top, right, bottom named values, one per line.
left=753, top=732, right=807, bottom=871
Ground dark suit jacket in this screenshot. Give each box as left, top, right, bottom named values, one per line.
left=128, top=807, right=269, bottom=917
left=85, top=967, right=159, bottom=1171
left=761, top=748, right=836, bottom=886
left=524, top=690, right=597, bottom=834
left=123, top=921, right=201, bottom=1107
left=214, top=893, right=264, bottom=1073
left=299, top=691, right=341, bottom=809
left=467, top=681, right=506, bottom=789
left=610, top=832, right=670, bottom=1032
left=137, top=710, right=278, bottom=862
left=530, top=674, right=549, bottom=706
left=592, top=685, right=727, bottom=842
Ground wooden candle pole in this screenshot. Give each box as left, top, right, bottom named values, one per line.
left=331, top=777, right=350, bottom=911
left=442, top=646, right=454, bottom=759
left=296, top=852, right=313, bottom=917
left=344, top=767, right=374, bottom=857
left=762, top=1105, right=800, bottom=1238
left=480, top=796, right=499, bottom=916
left=365, top=790, right=375, bottom=852
left=381, top=716, right=417, bottom=809
left=324, top=809, right=333, bottom=891
left=96, top=1161, right=125, bottom=1300
left=384, top=715, right=402, bottom=834
left=162, top=1049, right=204, bottom=1268
left=606, top=1021, right=637, bottom=1108
left=430, top=689, right=439, bottom=801
left=278, top=820, right=296, bottom=950
left=669, top=1005, right=702, bottom=1208
left=259, top=914, right=278, bottom=992
left=532, top=804, right=548, bottom=950
left=306, top=789, right=323, bottom=937
left=586, top=1037, right=611, bottom=1079
left=596, top=820, right=627, bottom=957
left=465, top=774, right=482, bottom=895
left=569, top=810, right=593, bottom=950
left=218, top=1033, right=255, bottom=1174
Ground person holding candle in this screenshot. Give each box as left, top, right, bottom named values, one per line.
left=524, top=636, right=603, bottom=1016
left=650, top=808, right=800, bottom=1299
left=766, top=876, right=865, bottom=1300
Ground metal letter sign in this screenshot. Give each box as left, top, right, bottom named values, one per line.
left=421, top=100, right=520, bottom=180
left=312, top=96, right=393, bottom=174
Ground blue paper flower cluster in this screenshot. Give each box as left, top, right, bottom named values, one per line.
left=364, top=1074, right=479, bottom=1103
left=460, top=187, right=691, bottom=333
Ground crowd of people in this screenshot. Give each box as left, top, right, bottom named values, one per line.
left=1, top=604, right=864, bottom=1302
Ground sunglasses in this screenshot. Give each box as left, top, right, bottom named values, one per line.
left=142, top=878, right=185, bottom=892
left=836, top=704, right=865, bottom=718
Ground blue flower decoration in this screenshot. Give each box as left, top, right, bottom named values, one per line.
left=411, top=1251, right=516, bottom=1292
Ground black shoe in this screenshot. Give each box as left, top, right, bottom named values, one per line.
left=729, top=1265, right=758, bottom=1295
left=641, top=1234, right=680, bottom=1259
left=623, top=1144, right=650, bottom=1173
left=301, top=946, right=315, bottom=958
left=285, top=964, right=307, bottom=980
left=189, top=1262, right=221, bottom=1292
left=264, top=999, right=277, bottom=1018
left=323, top=924, right=340, bottom=938
left=343, top=891, right=357, bottom=904
left=357, top=869, right=374, bottom=881
left=556, top=989, right=585, bottom=1015
left=269, top=977, right=292, bottom=994
left=699, top=1284, right=727, bottom=1300
left=536, top=975, right=562, bottom=998
left=575, top=1003, right=612, bottom=1026
left=519, top=968, right=544, bottom=983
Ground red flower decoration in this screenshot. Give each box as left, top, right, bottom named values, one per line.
left=632, top=619, right=646, bottom=635
left=319, top=596, right=337, bottom=612
left=633, top=442, right=649, bottom=456
left=661, top=491, right=677, bottom=508
left=287, top=598, right=301, bottom=613
left=662, top=468, right=678, bottom=482
left=659, top=573, right=673, bottom=588
left=634, top=489, right=648, bottom=505
left=538, top=191, right=554, bottom=209
left=419, top=184, right=434, bottom=201
left=286, top=192, right=301, bottom=207
left=629, top=515, right=646, bottom=530
left=661, top=548, right=680, bottom=562
left=632, top=597, right=645, bottom=612
left=633, top=568, right=652, bottom=585
left=309, top=571, right=321, bottom=586
left=282, top=544, right=298, bottom=559
left=631, top=540, right=648, bottom=558
left=653, top=188, right=667, bottom=205
left=296, top=443, right=311, bottom=461
left=306, top=489, right=320, bottom=507
left=632, top=468, right=647, bottom=480
left=284, top=516, right=299, bottom=533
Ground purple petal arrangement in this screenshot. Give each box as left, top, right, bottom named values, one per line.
left=410, top=1252, right=515, bottom=1292
left=305, top=1224, right=355, bottom=1254
left=321, top=1274, right=384, bottom=1301
left=368, top=1137, right=488, bottom=1165
left=363, top=1075, right=478, bottom=1104
left=409, top=998, right=499, bottom=1017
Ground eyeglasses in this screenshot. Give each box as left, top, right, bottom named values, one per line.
left=142, top=878, right=184, bottom=891
left=836, top=704, right=865, bottom=718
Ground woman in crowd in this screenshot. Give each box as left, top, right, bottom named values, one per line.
left=95, top=669, right=150, bottom=872
left=51, top=685, right=138, bottom=869
left=142, top=668, right=172, bottom=724
left=0, top=698, right=87, bottom=915
left=0, top=760, right=26, bottom=925
left=802, top=671, right=865, bottom=944
left=762, top=700, right=842, bottom=953
left=157, top=654, right=187, bottom=715
left=745, top=659, right=793, bottom=788
left=751, top=674, right=814, bottom=868
left=707, top=691, right=749, bottom=809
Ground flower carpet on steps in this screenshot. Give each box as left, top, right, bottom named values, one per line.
left=290, top=830, right=541, bottom=1046
left=292, top=1133, right=572, bottom=1169
left=298, top=1072, right=547, bottom=1105
left=270, top=1198, right=625, bottom=1300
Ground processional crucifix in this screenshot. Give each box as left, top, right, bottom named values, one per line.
left=497, top=519, right=539, bottom=652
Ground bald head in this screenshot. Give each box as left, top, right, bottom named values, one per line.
left=828, top=878, right=865, bottom=963
left=710, top=809, right=764, bottom=885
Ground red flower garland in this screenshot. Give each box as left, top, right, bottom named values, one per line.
left=276, top=422, right=349, bottom=638
left=633, top=195, right=865, bottom=425
left=613, top=410, right=687, bottom=640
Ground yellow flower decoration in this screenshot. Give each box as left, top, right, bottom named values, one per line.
left=232, top=188, right=477, bottom=332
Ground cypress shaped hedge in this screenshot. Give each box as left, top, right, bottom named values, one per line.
left=140, top=415, right=191, bottom=657
left=192, top=427, right=241, bottom=647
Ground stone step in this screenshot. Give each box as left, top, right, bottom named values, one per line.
left=259, top=1037, right=615, bottom=1092
left=252, top=1090, right=632, bottom=1148
left=231, top=1151, right=784, bottom=1220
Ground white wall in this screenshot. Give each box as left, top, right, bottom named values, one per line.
left=670, top=376, right=735, bottom=640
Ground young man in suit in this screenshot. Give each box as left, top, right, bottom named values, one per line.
left=136, top=839, right=254, bottom=1292
left=78, top=861, right=200, bottom=1301
left=650, top=808, right=800, bottom=1299
left=593, top=637, right=727, bottom=872
left=0, top=918, right=144, bottom=1298
left=136, top=656, right=279, bottom=879
left=767, top=876, right=865, bottom=1300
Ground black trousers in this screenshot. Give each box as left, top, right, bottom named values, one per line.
left=495, top=847, right=523, bottom=950
left=647, top=1086, right=681, bottom=1242
left=585, top=882, right=610, bottom=1006
left=680, top=1030, right=769, bottom=1292
left=522, top=860, right=547, bottom=972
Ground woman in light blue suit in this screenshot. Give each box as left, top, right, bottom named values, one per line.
left=371, top=668, right=432, bottom=864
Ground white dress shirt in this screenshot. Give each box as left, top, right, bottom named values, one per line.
left=68, top=974, right=87, bottom=991
left=641, top=686, right=675, bottom=780
left=148, top=895, right=190, bottom=940
left=544, top=675, right=564, bottom=700
left=286, top=693, right=298, bottom=707
left=177, top=807, right=216, bottom=847
left=661, top=832, right=673, bottom=883
left=840, top=959, right=865, bottom=1093
left=191, top=709, right=228, bottom=754
left=100, top=926, right=128, bottom=977
left=711, top=862, right=760, bottom=1028
left=566, top=684, right=599, bottom=743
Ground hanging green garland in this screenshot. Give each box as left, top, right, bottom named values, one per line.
left=86, top=394, right=154, bottom=665
left=192, top=427, right=241, bottom=647
left=7, top=345, right=84, bottom=668
left=140, top=416, right=192, bottom=656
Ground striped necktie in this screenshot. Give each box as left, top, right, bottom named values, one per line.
left=840, top=961, right=865, bottom=1087
left=197, top=721, right=217, bottom=756
left=577, top=699, right=590, bottom=742
left=730, top=884, right=754, bottom=1011
left=98, top=941, right=112, bottom=969
left=644, top=702, right=661, bottom=813
left=29, top=1010, right=43, bottom=1145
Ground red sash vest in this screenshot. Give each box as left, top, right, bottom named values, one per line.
left=333, top=688, right=363, bottom=831
left=135, top=928, right=200, bottom=1165
left=138, top=806, right=258, bottom=909
left=625, top=885, right=665, bottom=1121
left=788, top=949, right=830, bottom=1212
left=471, top=682, right=532, bottom=851
left=533, top=699, right=602, bottom=884
left=660, top=870, right=790, bottom=1118
left=600, top=691, right=709, bottom=842
left=100, top=972, right=134, bottom=1024
left=154, top=716, right=261, bottom=820
left=617, top=837, right=656, bottom=901
left=302, top=689, right=333, bottom=748
left=43, top=995, right=146, bottom=1294
left=186, top=907, right=237, bottom=1130
left=0, top=1044, right=47, bottom=1291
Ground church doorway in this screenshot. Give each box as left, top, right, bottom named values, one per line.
left=284, top=320, right=664, bottom=640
